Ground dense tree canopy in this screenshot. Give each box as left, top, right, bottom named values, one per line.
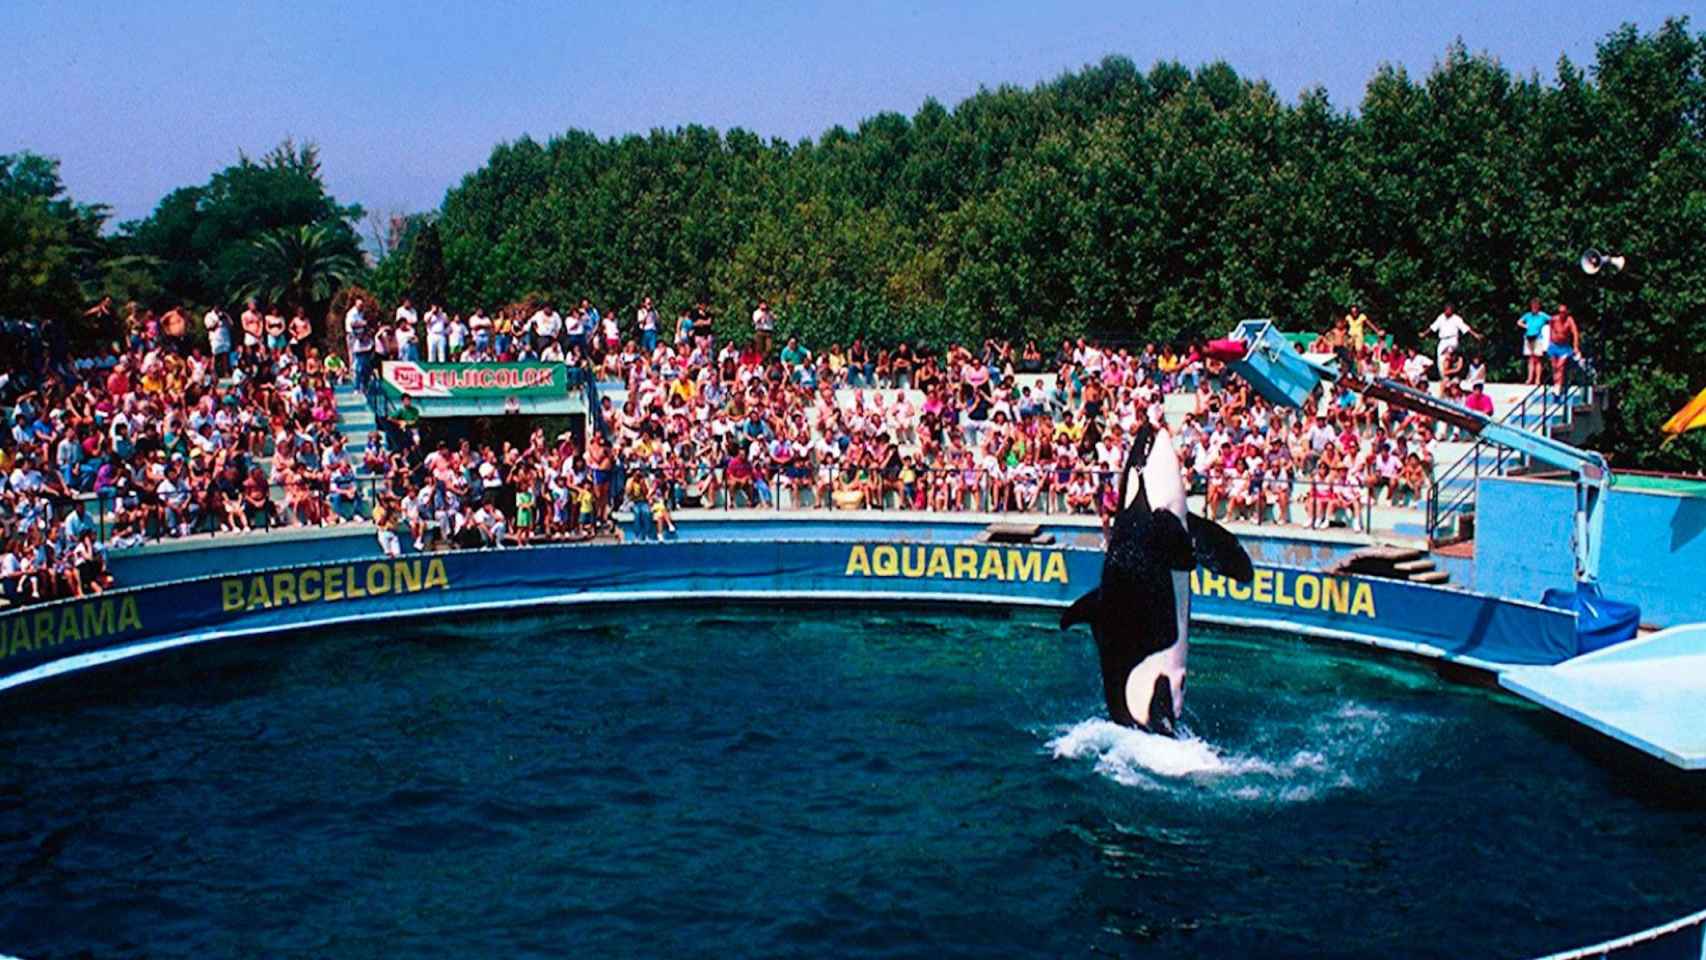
left=120, top=140, right=364, bottom=314
left=0, top=153, right=128, bottom=322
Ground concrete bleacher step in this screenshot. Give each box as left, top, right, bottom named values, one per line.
left=1323, top=545, right=1453, bottom=587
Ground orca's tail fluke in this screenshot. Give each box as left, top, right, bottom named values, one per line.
left=1117, top=424, right=1156, bottom=512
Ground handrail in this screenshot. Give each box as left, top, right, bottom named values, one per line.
left=1528, top=906, right=1706, bottom=960
left=620, top=464, right=1386, bottom=533
left=1426, top=365, right=1595, bottom=545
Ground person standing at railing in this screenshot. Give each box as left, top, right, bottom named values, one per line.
left=1547, top=303, right=1581, bottom=392
left=240, top=300, right=265, bottom=354
left=393, top=309, right=419, bottom=363
left=1515, top=297, right=1551, bottom=386
left=447, top=312, right=469, bottom=360
left=264, top=306, right=288, bottom=354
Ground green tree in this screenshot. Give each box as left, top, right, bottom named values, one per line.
left=123, top=139, right=364, bottom=310
left=405, top=220, right=448, bottom=307
left=232, top=224, right=364, bottom=314
left=0, top=152, right=131, bottom=343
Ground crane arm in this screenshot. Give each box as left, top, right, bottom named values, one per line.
left=1209, top=319, right=1608, bottom=583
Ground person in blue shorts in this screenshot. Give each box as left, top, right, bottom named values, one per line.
left=1547, top=303, right=1581, bottom=390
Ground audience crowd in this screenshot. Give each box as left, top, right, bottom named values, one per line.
left=358, top=298, right=1512, bottom=549
left=0, top=300, right=347, bottom=604
left=0, top=290, right=1570, bottom=601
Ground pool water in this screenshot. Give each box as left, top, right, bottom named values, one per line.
left=2, top=607, right=1703, bottom=958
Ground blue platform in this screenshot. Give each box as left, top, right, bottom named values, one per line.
left=1500, top=623, right=1706, bottom=770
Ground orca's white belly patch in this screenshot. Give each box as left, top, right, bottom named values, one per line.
left=1123, top=641, right=1188, bottom=728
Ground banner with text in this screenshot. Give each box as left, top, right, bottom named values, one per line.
left=381, top=361, right=565, bottom=399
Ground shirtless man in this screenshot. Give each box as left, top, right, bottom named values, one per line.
left=1547, top=303, right=1581, bottom=389
left=240, top=300, right=265, bottom=349
left=587, top=432, right=615, bottom=527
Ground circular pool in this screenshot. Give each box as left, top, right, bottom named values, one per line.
left=2, top=607, right=1702, bottom=958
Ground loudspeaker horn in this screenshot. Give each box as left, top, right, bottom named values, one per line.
left=1580, top=249, right=1626, bottom=275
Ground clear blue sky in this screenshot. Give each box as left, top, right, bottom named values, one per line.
left=3, top=1, right=1692, bottom=225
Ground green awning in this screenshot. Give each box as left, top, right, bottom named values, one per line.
left=384, top=392, right=586, bottom=419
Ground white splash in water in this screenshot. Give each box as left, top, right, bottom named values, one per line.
left=1045, top=718, right=1353, bottom=801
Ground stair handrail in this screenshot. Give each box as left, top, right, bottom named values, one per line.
left=1425, top=364, right=1597, bottom=544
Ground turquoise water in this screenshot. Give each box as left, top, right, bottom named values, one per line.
left=2, top=607, right=1703, bottom=958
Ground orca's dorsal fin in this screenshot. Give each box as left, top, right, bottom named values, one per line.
left=1060, top=588, right=1101, bottom=630
left=1187, top=513, right=1255, bottom=582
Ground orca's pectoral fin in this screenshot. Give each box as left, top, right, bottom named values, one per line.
left=1060, top=587, right=1101, bottom=630
left=1152, top=511, right=1196, bottom=571
left=1187, top=513, right=1255, bottom=582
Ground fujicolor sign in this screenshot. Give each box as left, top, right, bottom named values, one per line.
left=381, top=361, right=564, bottom=398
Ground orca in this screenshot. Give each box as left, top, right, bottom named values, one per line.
left=1060, top=420, right=1254, bottom=735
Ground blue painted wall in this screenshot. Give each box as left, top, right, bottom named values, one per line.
left=1475, top=477, right=1706, bottom=627
left=108, top=529, right=390, bottom=585
left=107, top=516, right=1372, bottom=589
left=1, top=538, right=1576, bottom=691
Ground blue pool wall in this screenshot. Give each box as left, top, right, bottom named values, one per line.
left=106, top=516, right=1427, bottom=589
left=4, top=532, right=1576, bottom=691
left=1474, top=477, right=1706, bottom=628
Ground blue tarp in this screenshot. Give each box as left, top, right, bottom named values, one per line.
left=1542, top=584, right=1641, bottom=655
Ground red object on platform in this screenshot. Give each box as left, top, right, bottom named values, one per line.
left=1204, top=339, right=1249, bottom=361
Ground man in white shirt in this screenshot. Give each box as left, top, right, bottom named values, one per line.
left=1402, top=349, right=1433, bottom=385
left=394, top=298, right=419, bottom=361
left=1427, top=304, right=1481, bottom=368
left=425, top=305, right=448, bottom=362
left=563, top=306, right=585, bottom=352
left=525, top=303, right=559, bottom=350
left=204, top=307, right=232, bottom=376
left=469, top=310, right=494, bottom=354
left=751, top=300, right=774, bottom=356
left=345, top=300, right=374, bottom=388
left=395, top=316, right=418, bottom=361
left=637, top=297, right=659, bottom=352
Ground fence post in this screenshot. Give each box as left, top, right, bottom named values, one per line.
left=1425, top=480, right=1437, bottom=544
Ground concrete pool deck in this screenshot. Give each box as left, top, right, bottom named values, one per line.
left=1501, top=622, right=1706, bottom=771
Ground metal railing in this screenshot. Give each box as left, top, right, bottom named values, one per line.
left=1426, top=366, right=1594, bottom=545
left=623, top=465, right=1380, bottom=533
left=88, top=474, right=396, bottom=546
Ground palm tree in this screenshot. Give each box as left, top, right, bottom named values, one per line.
left=232, top=223, right=364, bottom=312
